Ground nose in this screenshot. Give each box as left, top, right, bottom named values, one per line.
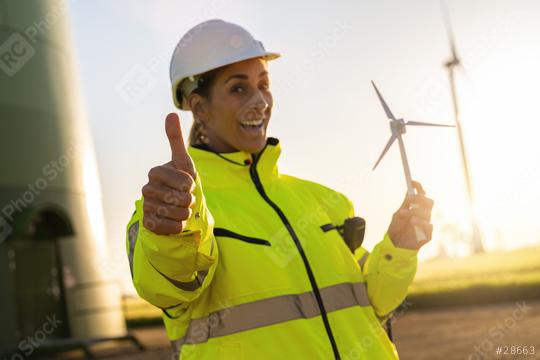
left=249, top=90, right=269, bottom=114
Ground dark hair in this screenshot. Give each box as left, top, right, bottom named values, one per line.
left=179, top=66, right=225, bottom=146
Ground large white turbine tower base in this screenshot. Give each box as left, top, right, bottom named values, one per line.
left=0, top=0, right=137, bottom=356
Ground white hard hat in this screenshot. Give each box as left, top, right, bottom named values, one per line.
left=169, top=19, right=282, bottom=110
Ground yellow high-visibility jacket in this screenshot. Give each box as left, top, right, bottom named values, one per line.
left=126, top=137, right=418, bottom=359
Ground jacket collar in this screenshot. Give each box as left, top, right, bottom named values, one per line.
left=187, top=137, right=281, bottom=187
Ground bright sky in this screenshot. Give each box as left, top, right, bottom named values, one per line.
left=69, top=0, right=540, bottom=293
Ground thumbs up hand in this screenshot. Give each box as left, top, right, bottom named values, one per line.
left=141, top=113, right=197, bottom=235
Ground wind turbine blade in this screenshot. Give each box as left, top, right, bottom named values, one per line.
left=441, top=0, right=460, bottom=64
left=406, top=120, right=455, bottom=128
left=372, top=134, right=397, bottom=171
left=371, top=81, right=396, bottom=120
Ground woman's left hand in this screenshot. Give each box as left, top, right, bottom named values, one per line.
left=387, top=180, right=434, bottom=250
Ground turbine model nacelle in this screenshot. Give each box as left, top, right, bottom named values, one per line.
left=370, top=80, right=455, bottom=172
left=390, top=119, right=407, bottom=135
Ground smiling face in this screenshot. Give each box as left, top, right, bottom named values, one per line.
left=187, top=57, right=273, bottom=154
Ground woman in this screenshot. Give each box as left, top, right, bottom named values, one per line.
left=126, top=19, right=433, bottom=359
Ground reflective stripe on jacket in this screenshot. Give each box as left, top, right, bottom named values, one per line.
left=126, top=137, right=418, bottom=359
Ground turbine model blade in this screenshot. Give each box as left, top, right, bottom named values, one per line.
left=406, top=120, right=455, bottom=128
left=371, top=81, right=396, bottom=120
left=372, top=134, right=397, bottom=171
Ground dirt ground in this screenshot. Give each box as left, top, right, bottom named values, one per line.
left=36, top=300, right=540, bottom=359
left=393, top=300, right=540, bottom=360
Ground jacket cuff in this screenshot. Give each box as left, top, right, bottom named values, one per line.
left=378, top=232, right=418, bottom=262
left=137, top=173, right=216, bottom=282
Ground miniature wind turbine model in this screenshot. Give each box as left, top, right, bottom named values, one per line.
left=441, top=0, right=485, bottom=253
left=371, top=81, right=455, bottom=242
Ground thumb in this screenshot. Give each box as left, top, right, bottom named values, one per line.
left=165, top=112, right=196, bottom=178
left=411, top=180, right=426, bottom=195
left=398, top=181, right=426, bottom=210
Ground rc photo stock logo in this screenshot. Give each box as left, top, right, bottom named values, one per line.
left=3, top=314, right=63, bottom=360
left=0, top=215, right=13, bottom=244
left=0, top=32, right=35, bottom=76
left=114, top=48, right=169, bottom=106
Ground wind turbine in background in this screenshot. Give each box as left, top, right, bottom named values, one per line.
left=371, top=81, right=455, bottom=243
left=441, top=0, right=485, bottom=253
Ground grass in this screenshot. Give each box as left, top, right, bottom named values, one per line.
left=123, top=296, right=163, bottom=327
left=407, top=245, right=540, bottom=308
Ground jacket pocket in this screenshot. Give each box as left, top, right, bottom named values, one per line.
left=213, top=228, right=271, bottom=246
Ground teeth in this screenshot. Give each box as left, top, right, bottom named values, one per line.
left=239, top=118, right=264, bottom=126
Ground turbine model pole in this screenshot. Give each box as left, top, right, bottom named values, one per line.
left=442, top=0, right=484, bottom=253
left=371, top=81, right=455, bottom=242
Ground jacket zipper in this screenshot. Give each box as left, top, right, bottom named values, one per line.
left=214, top=227, right=271, bottom=246
left=249, top=149, right=341, bottom=360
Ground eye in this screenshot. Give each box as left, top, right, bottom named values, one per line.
left=231, top=85, right=245, bottom=94
left=260, top=82, right=270, bottom=91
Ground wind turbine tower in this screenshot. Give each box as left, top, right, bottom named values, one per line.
left=441, top=1, right=484, bottom=253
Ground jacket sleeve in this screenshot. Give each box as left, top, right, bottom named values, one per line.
left=322, top=187, right=418, bottom=318
left=356, top=233, right=418, bottom=317
left=125, top=172, right=218, bottom=317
